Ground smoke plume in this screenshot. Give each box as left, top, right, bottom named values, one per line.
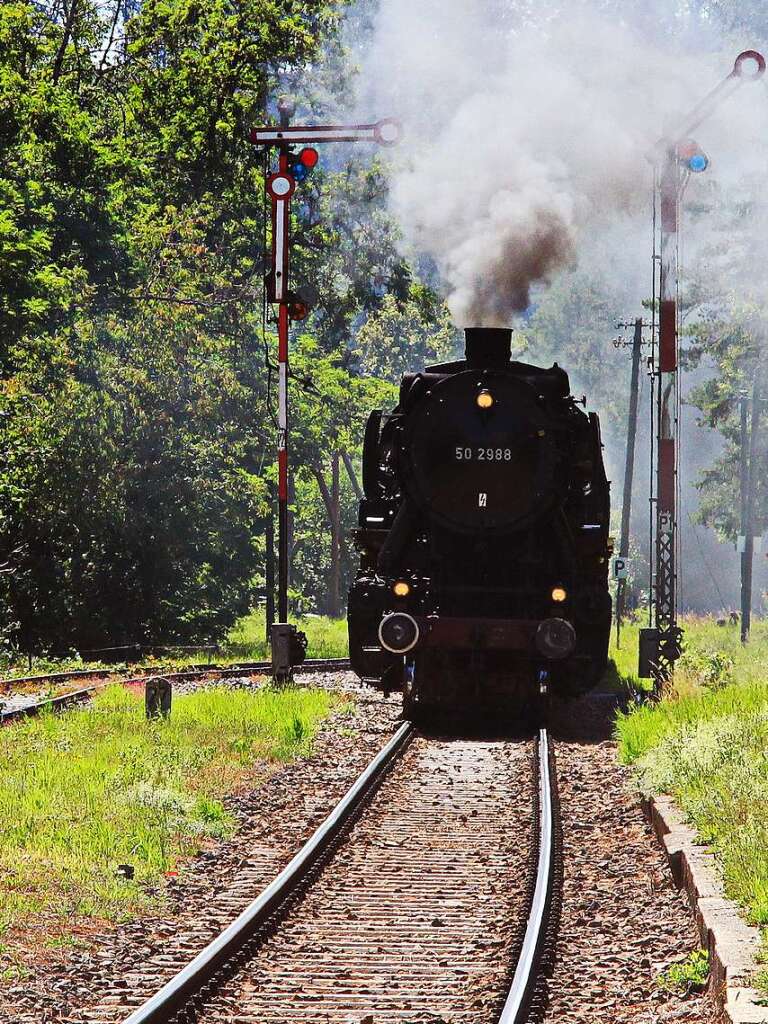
left=359, top=1, right=711, bottom=325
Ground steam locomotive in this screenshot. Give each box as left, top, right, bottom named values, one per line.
left=347, top=327, right=612, bottom=716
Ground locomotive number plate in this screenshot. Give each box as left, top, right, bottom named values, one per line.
left=455, top=447, right=513, bottom=461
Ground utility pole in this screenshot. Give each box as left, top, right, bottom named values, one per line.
left=250, top=108, right=400, bottom=681
left=641, top=49, right=765, bottom=691
left=741, top=372, right=764, bottom=642
left=739, top=389, right=749, bottom=641
left=330, top=451, right=341, bottom=619
left=265, top=498, right=275, bottom=644
left=614, top=318, right=646, bottom=645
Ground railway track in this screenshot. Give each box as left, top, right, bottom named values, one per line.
left=0, top=658, right=350, bottom=724
left=93, top=723, right=560, bottom=1024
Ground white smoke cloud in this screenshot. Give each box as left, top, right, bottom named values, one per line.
left=357, top=0, right=749, bottom=326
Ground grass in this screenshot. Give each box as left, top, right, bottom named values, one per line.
left=656, top=949, right=709, bottom=993
left=225, top=608, right=349, bottom=661
left=1, top=611, right=350, bottom=682
left=608, top=618, right=645, bottom=693
left=615, top=615, right=768, bottom=988
left=0, top=683, right=338, bottom=937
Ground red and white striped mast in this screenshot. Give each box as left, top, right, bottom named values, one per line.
left=649, top=50, right=764, bottom=688
left=251, top=106, right=400, bottom=680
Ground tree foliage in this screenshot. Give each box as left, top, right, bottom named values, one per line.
left=4, top=0, right=760, bottom=654
left=0, top=0, right=455, bottom=654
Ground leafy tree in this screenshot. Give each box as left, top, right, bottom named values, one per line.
left=354, top=288, right=461, bottom=382
left=287, top=334, right=397, bottom=616
left=687, top=303, right=766, bottom=543
left=0, top=0, right=361, bottom=654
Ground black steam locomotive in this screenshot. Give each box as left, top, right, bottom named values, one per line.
left=347, top=327, right=612, bottom=716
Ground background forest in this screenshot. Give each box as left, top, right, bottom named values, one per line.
left=0, top=0, right=766, bottom=661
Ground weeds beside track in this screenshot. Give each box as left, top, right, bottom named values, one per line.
left=101, top=726, right=560, bottom=1024
left=0, top=658, right=350, bottom=724
left=0, top=684, right=339, bottom=933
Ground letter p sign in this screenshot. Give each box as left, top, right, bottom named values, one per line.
left=612, top=556, right=629, bottom=580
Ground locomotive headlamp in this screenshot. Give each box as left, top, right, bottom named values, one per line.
left=379, top=612, right=420, bottom=654
left=535, top=618, right=577, bottom=660
left=476, top=389, right=494, bottom=409
left=393, top=580, right=411, bottom=598
left=551, top=586, right=567, bottom=603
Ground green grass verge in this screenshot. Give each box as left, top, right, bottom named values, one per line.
left=0, top=683, right=338, bottom=935
left=615, top=616, right=768, bottom=985
left=608, top=618, right=645, bottom=692
left=1, top=611, right=350, bottom=680
left=225, top=609, right=349, bottom=661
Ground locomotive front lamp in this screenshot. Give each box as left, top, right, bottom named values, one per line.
left=476, top=389, right=494, bottom=409
left=535, top=618, right=577, bottom=660
left=393, top=580, right=411, bottom=597
left=551, top=586, right=567, bottom=603
left=379, top=612, right=420, bottom=654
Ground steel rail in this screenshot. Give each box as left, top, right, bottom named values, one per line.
left=498, top=727, right=556, bottom=1024
left=121, top=719, right=415, bottom=1024
left=0, top=684, right=98, bottom=724
left=1, top=657, right=350, bottom=692
left=0, top=658, right=351, bottom=724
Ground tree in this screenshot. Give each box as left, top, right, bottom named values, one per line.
left=0, top=0, right=356, bottom=653
left=287, top=334, right=397, bottom=616
left=354, top=288, right=461, bottom=383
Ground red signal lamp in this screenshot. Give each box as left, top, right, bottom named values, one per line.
left=287, top=147, right=319, bottom=184
left=677, top=139, right=700, bottom=161
left=286, top=291, right=310, bottom=321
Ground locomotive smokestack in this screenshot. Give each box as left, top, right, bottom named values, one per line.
left=464, top=327, right=512, bottom=369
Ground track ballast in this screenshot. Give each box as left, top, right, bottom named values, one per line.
left=101, top=721, right=561, bottom=1024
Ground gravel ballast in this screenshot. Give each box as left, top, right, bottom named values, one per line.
left=0, top=674, right=401, bottom=1024
left=545, top=695, right=717, bottom=1023
left=0, top=680, right=725, bottom=1022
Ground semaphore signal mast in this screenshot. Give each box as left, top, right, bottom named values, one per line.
left=250, top=100, right=401, bottom=683
left=640, top=50, right=765, bottom=691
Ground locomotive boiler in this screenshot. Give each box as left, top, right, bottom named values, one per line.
left=347, top=327, right=612, bottom=716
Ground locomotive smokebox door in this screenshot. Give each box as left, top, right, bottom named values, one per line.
left=638, top=628, right=660, bottom=679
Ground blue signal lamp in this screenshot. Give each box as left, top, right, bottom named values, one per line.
left=687, top=153, right=709, bottom=173
left=291, top=162, right=310, bottom=182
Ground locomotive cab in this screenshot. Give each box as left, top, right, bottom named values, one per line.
left=348, top=327, right=612, bottom=716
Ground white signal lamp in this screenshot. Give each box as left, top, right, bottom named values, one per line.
left=393, top=580, right=411, bottom=598
left=476, top=390, right=494, bottom=409
left=551, top=586, right=567, bottom=603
